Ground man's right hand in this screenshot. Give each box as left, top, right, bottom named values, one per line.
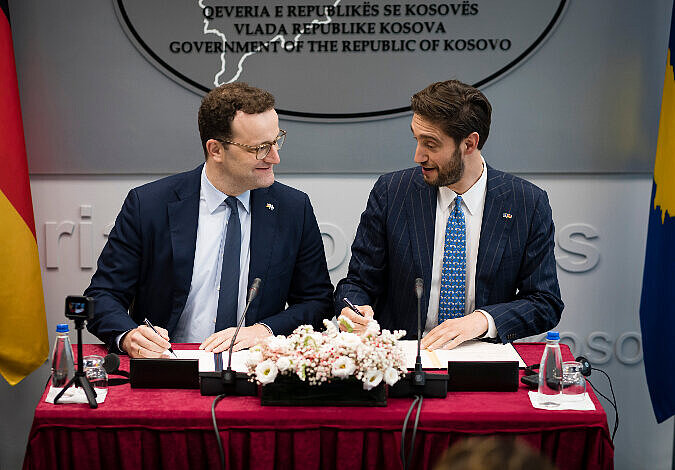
left=338, top=304, right=375, bottom=334
left=121, top=325, right=171, bottom=358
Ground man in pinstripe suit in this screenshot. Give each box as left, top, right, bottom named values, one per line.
left=334, top=80, right=563, bottom=349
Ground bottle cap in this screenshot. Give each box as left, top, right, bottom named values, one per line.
left=546, top=331, right=560, bottom=341
left=56, top=323, right=69, bottom=333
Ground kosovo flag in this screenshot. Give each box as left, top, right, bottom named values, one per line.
left=0, top=0, right=49, bottom=385
left=639, top=7, right=675, bottom=423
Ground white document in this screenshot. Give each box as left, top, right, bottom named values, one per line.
left=173, top=349, right=251, bottom=373
left=401, top=339, right=526, bottom=369
left=528, top=391, right=596, bottom=411
left=46, top=386, right=108, bottom=404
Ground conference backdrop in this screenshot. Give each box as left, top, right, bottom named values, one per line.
left=1, top=1, right=673, bottom=470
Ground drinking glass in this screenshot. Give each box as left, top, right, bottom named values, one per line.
left=561, top=361, right=586, bottom=400
left=83, top=355, right=108, bottom=390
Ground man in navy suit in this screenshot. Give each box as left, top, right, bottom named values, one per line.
left=335, top=80, right=563, bottom=349
left=86, top=83, right=333, bottom=357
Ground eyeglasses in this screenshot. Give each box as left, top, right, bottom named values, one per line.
left=216, top=129, right=286, bottom=160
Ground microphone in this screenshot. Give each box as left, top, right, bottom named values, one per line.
left=226, top=277, right=262, bottom=373
left=103, top=353, right=120, bottom=375
left=102, top=353, right=130, bottom=386
left=413, top=278, right=425, bottom=385
left=414, top=277, right=423, bottom=299
left=200, top=278, right=261, bottom=396
left=388, top=277, right=448, bottom=398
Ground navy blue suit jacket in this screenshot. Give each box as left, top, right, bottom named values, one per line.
left=334, top=166, right=563, bottom=343
left=86, top=165, right=333, bottom=350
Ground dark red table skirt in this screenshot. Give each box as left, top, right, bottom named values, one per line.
left=23, top=343, right=613, bottom=470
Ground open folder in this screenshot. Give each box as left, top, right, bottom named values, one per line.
left=401, top=339, right=526, bottom=369
left=172, top=349, right=251, bottom=372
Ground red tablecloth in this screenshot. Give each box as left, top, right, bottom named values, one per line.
left=23, top=343, right=613, bottom=470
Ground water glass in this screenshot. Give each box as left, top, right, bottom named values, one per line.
left=561, top=361, right=586, bottom=400
left=83, top=355, right=108, bottom=390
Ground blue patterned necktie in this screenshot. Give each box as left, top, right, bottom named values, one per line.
left=438, top=195, right=466, bottom=322
left=215, top=197, right=241, bottom=331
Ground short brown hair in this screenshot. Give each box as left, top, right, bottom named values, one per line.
left=411, top=80, right=492, bottom=150
left=433, top=437, right=557, bottom=470
left=198, top=82, right=275, bottom=155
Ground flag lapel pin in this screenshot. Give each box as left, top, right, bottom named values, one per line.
left=502, top=212, right=512, bottom=219
left=266, top=203, right=275, bottom=211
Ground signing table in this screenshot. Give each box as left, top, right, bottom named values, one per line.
left=23, top=343, right=613, bottom=470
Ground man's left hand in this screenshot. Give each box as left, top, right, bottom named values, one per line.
left=200, top=324, right=272, bottom=353
left=420, top=311, right=488, bottom=350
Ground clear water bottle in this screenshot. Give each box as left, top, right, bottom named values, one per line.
left=51, top=323, right=75, bottom=388
left=537, top=331, right=563, bottom=408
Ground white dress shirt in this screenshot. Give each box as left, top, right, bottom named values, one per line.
left=172, top=166, right=251, bottom=343
left=424, top=158, right=497, bottom=338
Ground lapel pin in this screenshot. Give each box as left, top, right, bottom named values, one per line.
left=502, top=212, right=512, bottom=219
left=266, top=203, right=275, bottom=211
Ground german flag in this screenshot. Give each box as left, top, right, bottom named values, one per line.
left=639, top=7, right=675, bottom=423
left=0, top=0, right=48, bottom=385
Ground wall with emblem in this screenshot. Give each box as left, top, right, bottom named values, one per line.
left=9, top=0, right=670, bottom=174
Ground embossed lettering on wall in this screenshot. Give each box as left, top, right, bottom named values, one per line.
left=319, top=223, right=349, bottom=270
left=44, top=205, right=601, bottom=275
left=45, top=205, right=103, bottom=270
left=555, top=223, right=600, bottom=273
left=529, top=331, right=644, bottom=365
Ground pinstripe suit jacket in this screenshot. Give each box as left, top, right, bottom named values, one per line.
left=334, top=165, right=563, bottom=343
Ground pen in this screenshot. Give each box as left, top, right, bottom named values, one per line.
left=143, top=318, right=177, bottom=358
left=342, top=297, right=363, bottom=316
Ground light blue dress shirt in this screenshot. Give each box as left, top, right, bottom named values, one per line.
left=172, top=166, right=251, bottom=342
left=424, top=158, right=497, bottom=339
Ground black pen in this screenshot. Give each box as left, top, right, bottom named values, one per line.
left=342, top=297, right=363, bottom=316
left=143, top=318, right=177, bottom=358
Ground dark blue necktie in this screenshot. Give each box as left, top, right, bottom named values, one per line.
left=215, top=197, right=241, bottom=331
left=438, top=195, right=466, bottom=322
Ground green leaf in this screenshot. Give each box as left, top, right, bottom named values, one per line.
left=339, top=317, right=353, bottom=333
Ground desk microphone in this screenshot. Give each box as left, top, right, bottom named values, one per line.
left=200, top=278, right=261, bottom=396
left=389, top=278, right=448, bottom=398
left=102, top=353, right=130, bottom=386
left=412, top=278, right=425, bottom=386
left=226, top=277, right=261, bottom=375
left=103, top=353, right=120, bottom=375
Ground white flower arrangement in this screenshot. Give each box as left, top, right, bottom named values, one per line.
left=247, top=319, right=407, bottom=390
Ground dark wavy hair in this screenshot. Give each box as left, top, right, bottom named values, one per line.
left=198, top=82, right=275, bottom=156
left=411, top=80, right=492, bottom=150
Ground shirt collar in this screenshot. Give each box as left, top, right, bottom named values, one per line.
left=437, top=157, right=487, bottom=216
left=200, top=165, right=250, bottom=214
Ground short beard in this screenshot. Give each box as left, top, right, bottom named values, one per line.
left=425, top=147, right=464, bottom=187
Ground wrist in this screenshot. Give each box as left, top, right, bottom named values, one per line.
left=255, top=323, right=273, bottom=336
left=474, top=309, right=496, bottom=338
left=119, top=330, right=133, bottom=354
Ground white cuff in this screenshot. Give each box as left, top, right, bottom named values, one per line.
left=476, top=309, right=497, bottom=338
left=116, top=330, right=133, bottom=353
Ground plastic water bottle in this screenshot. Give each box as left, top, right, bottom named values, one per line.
left=51, top=323, right=75, bottom=388
left=537, top=331, right=563, bottom=408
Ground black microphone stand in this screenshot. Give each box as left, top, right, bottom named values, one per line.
left=389, top=278, right=448, bottom=398
left=53, top=317, right=98, bottom=408
left=200, top=278, right=261, bottom=396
